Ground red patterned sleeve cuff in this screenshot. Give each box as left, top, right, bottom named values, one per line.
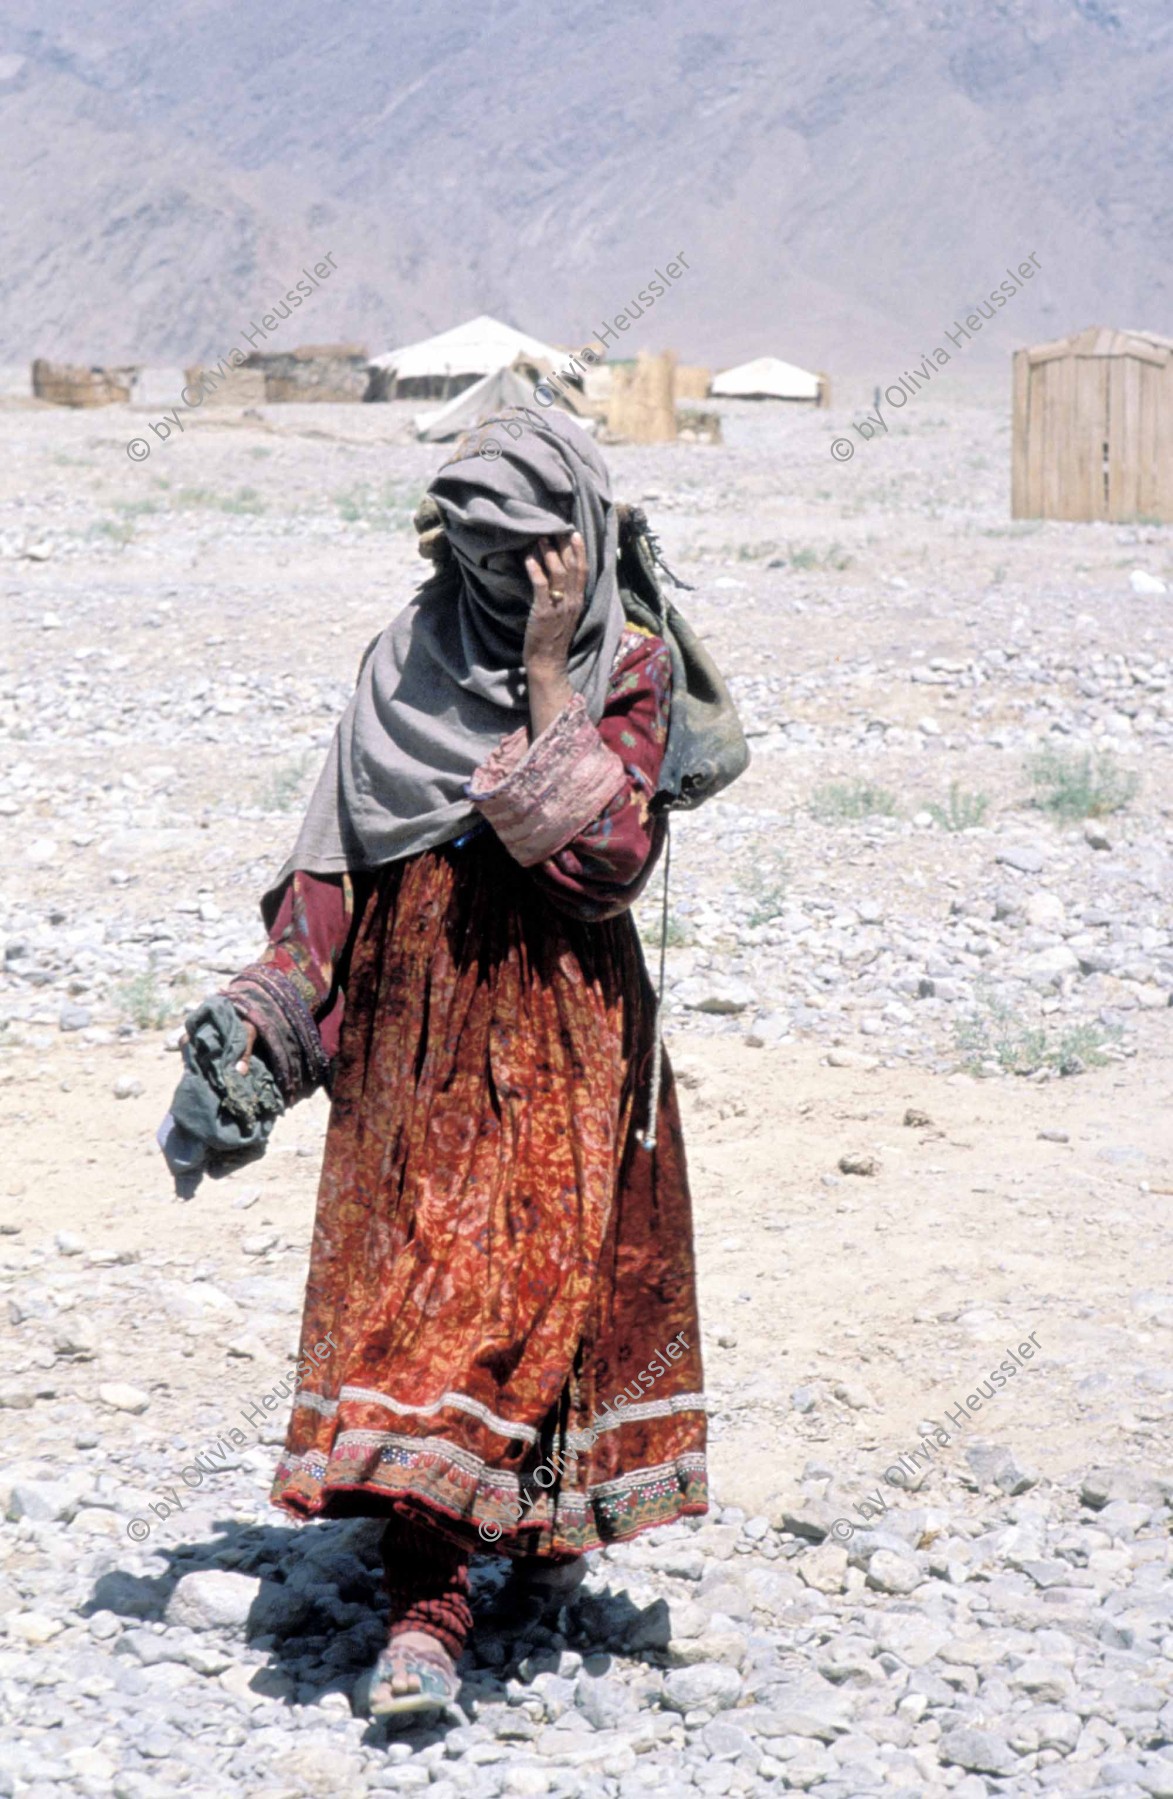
left=468, top=693, right=628, bottom=868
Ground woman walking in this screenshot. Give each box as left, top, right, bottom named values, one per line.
left=215, top=410, right=713, bottom=1719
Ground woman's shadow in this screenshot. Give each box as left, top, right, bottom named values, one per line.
left=88, top=1516, right=671, bottom=1741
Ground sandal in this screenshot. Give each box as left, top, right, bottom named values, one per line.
left=356, top=1630, right=460, bottom=1721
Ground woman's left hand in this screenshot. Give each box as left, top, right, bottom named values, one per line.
left=522, top=533, right=587, bottom=679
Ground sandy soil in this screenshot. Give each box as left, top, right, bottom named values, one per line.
left=5, top=1025, right=1172, bottom=1521
left=3, top=389, right=1173, bottom=1515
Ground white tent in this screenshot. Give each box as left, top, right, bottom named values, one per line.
left=415, top=361, right=594, bottom=443
left=710, top=356, right=822, bottom=401
left=371, top=315, right=565, bottom=383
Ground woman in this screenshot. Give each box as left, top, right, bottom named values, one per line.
left=218, top=408, right=708, bottom=1719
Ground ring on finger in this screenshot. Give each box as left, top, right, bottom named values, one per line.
left=550, top=588, right=566, bottom=599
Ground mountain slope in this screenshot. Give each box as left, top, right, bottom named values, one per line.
left=1, top=0, right=1171, bottom=371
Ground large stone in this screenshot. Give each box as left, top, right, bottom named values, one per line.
left=1024, top=891, right=1066, bottom=930
left=939, top=1725, right=1018, bottom=1776
left=796, top=1544, right=849, bottom=1594
left=1023, top=945, right=1079, bottom=985
left=52, top=1316, right=99, bottom=1360
left=7, top=1479, right=82, bottom=1524
left=164, top=1570, right=262, bottom=1632
left=1137, top=1758, right=1173, bottom=1799
left=1008, top=1658, right=1076, bottom=1703
left=97, top=1382, right=150, bottom=1414
left=9, top=1612, right=64, bottom=1644
left=661, top=1662, right=743, bottom=1715
left=753, top=1679, right=853, bottom=1741
left=995, top=844, right=1046, bottom=874
left=575, top=1671, right=638, bottom=1730
left=871, top=1613, right=951, bottom=1668
left=865, top=1548, right=925, bottom=1594
left=159, top=1280, right=240, bottom=1322
left=767, top=1495, right=834, bottom=1541
left=675, top=975, right=756, bottom=1015
left=667, top=1630, right=749, bottom=1669
left=1006, top=1707, right=1081, bottom=1756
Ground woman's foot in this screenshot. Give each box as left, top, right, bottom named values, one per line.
left=358, top=1629, right=460, bottom=1721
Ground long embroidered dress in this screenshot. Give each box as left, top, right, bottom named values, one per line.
left=228, top=626, right=708, bottom=1557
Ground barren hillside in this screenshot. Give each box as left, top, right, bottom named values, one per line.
left=1, top=0, right=1172, bottom=369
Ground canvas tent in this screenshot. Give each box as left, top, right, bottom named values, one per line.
left=710, top=356, right=824, bottom=402
left=414, top=358, right=592, bottom=443
left=370, top=315, right=566, bottom=401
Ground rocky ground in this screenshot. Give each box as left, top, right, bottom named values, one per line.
left=2, top=392, right=1173, bottom=1797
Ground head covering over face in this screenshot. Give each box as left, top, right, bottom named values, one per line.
left=261, top=407, right=625, bottom=924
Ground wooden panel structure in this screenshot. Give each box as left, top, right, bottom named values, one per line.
left=606, top=351, right=678, bottom=443
left=31, top=360, right=137, bottom=407
left=674, top=365, right=712, bottom=401
left=1012, top=326, right=1173, bottom=522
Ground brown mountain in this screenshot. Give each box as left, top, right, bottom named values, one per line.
left=2, top=0, right=1171, bottom=373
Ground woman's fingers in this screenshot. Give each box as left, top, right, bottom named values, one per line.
left=524, top=552, right=549, bottom=606
left=526, top=531, right=586, bottom=646
left=541, top=536, right=567, bottom=594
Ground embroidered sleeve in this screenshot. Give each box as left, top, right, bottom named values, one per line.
left=527, top=630, right=672, bottom=922
left=222, top=870, right=360, bottom=1097
left=468, top=695, right=628, bottom=868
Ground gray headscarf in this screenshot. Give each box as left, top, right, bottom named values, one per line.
left=261, top=408, right=626, bottom=925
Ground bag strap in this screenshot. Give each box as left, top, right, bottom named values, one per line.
left=638, top=818, right=671, bottom=1152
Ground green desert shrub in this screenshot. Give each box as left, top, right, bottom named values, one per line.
left=954, top=988, right=1120, bottom=1078
left=1026, top=745, right=1138, bottom=821
left=812, top=781, right=899, bottom=823
left=928, top=783, right=990, bottom=832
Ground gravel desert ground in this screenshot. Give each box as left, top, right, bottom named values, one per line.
left=3, top=392, right=1173, bottom=1797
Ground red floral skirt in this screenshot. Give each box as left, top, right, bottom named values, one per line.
left=271, top=834, right=708, bottom=1556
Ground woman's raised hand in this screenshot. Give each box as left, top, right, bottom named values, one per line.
left=522, top=533, right=587, bottom=678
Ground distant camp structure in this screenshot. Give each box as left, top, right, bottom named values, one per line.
left=184, top=363, right=265, bottom=407
left=710, top=357, right=829, bottom=406
left=1012, top=326, right=1173, bottom=523
left=607, top=351, right=679, bottom=444
left=368, top=316, right=566, bottom=401
left=244, top=343, right=369, bottom=402
left=415, top=355, right=592, bottom=443
left=32, top=360, right=137, bottom=407
left=416, top=341, right=719, bottom=448
left=674, top=366, right=712, bottom=401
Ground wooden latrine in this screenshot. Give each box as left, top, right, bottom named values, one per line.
left=1012, top=326, right=1173, bottom=522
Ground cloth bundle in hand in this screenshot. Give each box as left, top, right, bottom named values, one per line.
left=156, top=995, right=285, bottom=1192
